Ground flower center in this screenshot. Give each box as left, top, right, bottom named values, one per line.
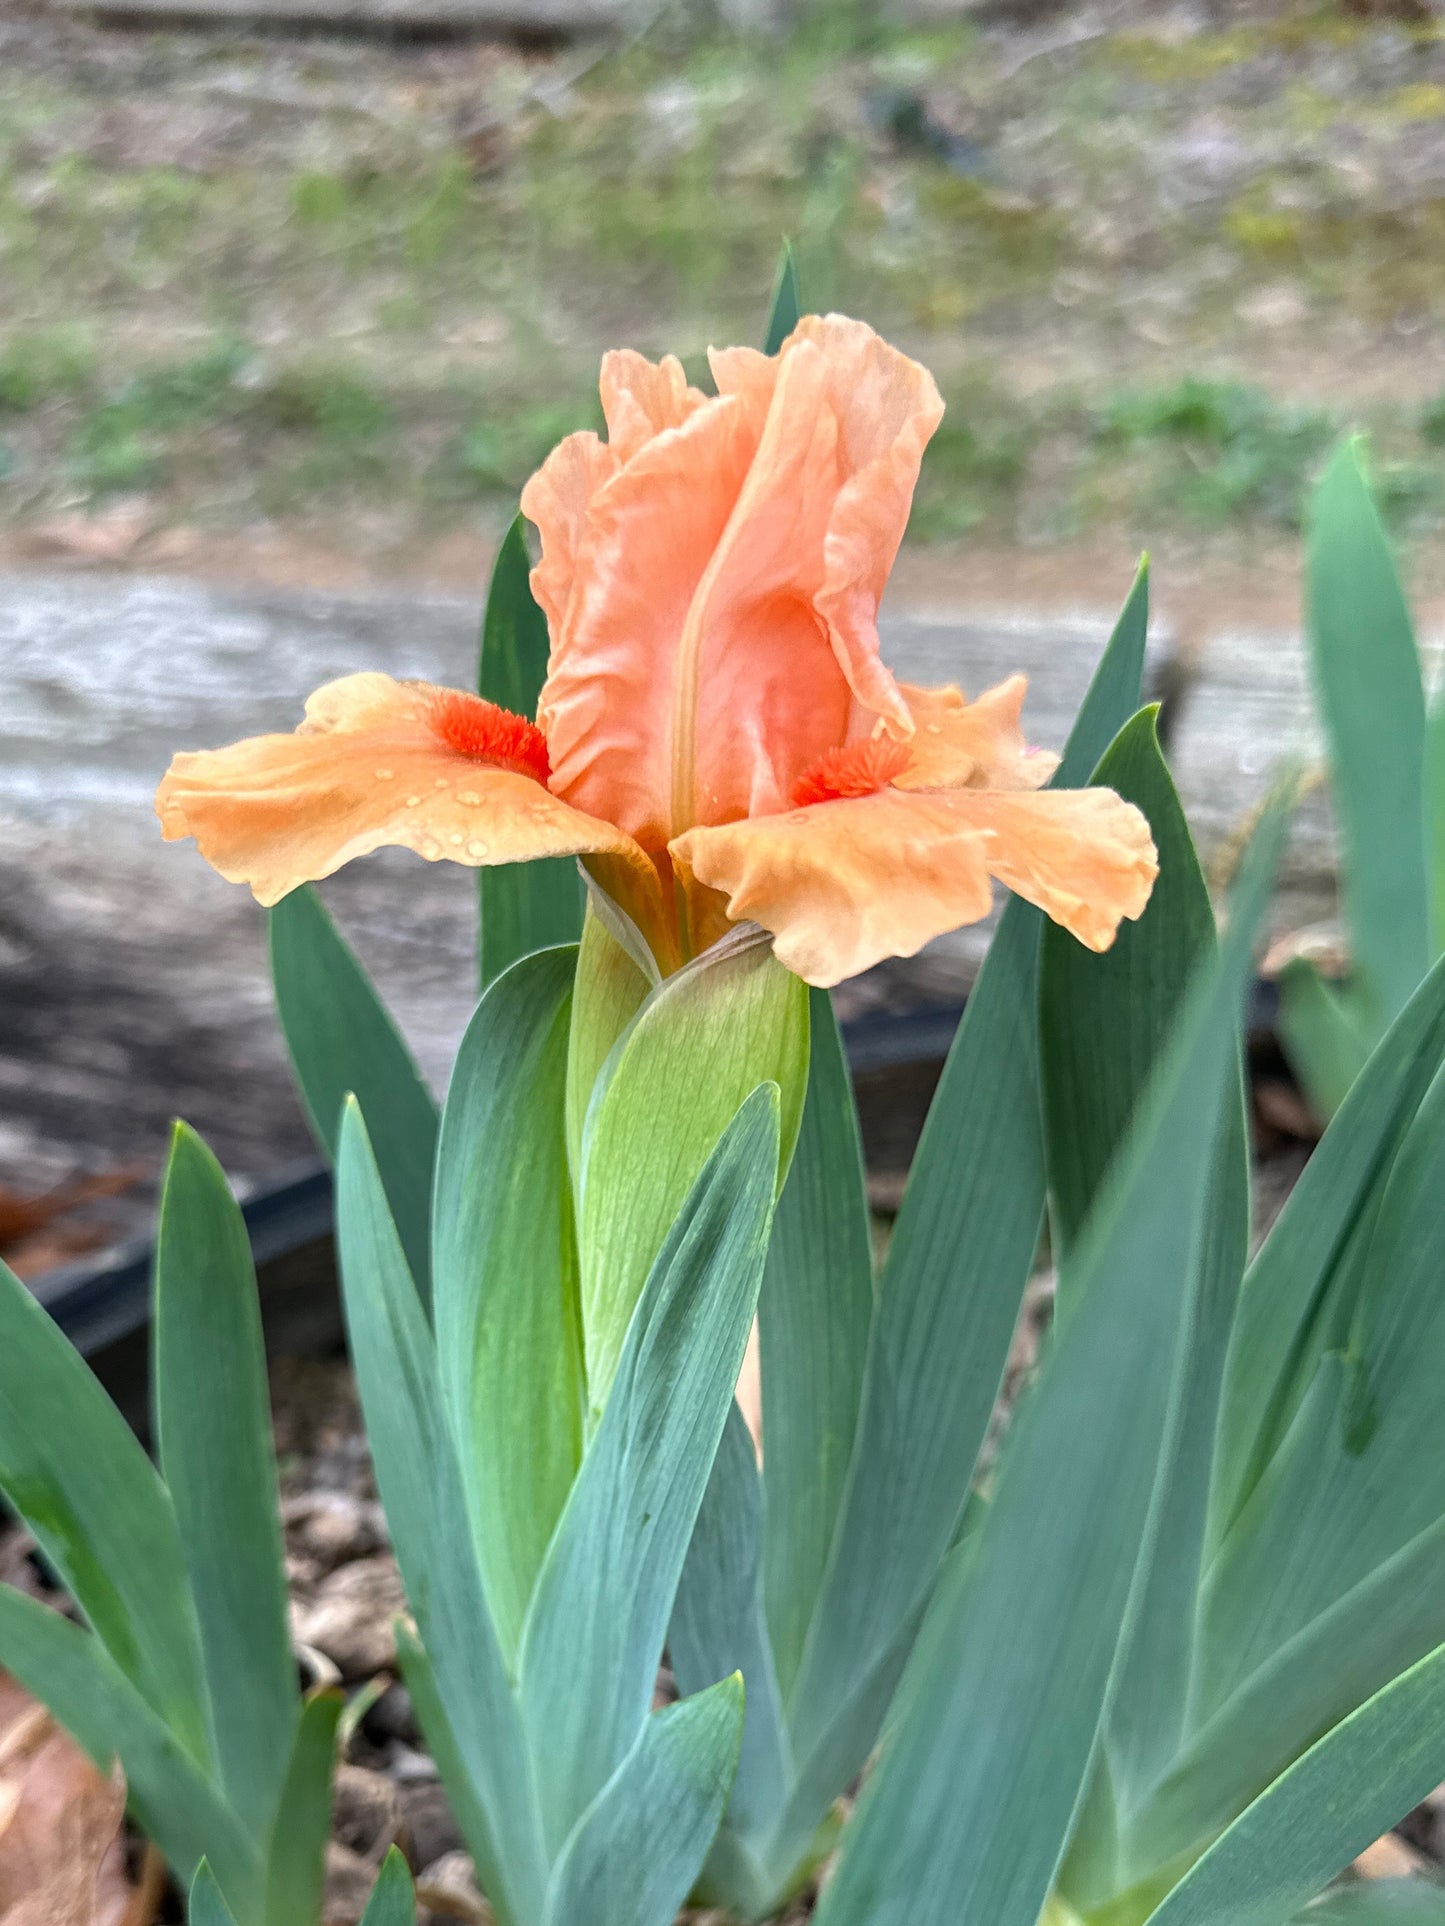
left=428, top=690, right=551, bottom=782
left=792, top=734, right=912, bottom=808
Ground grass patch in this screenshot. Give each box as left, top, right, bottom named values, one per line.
left=0, top=328, right=97, bottom=413
left=1089, top=376, right=1336, bottom=529
left=64, top=340, right=253, bottom=495
left=250, top=364, right=394, bottom=444
left=432, top=394, right=601, bottom=500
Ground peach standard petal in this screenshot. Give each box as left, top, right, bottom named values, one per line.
left=530, top=391, right=762, bottom=850
left=793, top=316, right=944, bottom=733
left=599, top=349, right=709, bottom=461
left=155, top=671, right=656, bottom=910
left=673, top=782, right=1158, bottom=987
left=525, top=317, right=944, bottom=851
left=522, top=432, right=619, bottom=638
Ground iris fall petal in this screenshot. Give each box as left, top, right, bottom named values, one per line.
left=673, top=781, right=1157, bottom=987
left=155, top=671, right=654, bottom=910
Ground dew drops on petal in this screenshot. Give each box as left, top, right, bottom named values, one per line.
left=465, top=837, right=489, bottom=858
left=405, top=794, right=422, bottom=807
left=458, top=790, right=482, bottom=806
left=418, top=836, right=442, bottom=858
left=449, top=832, right=464, bottom=846
left=434, top=777, right=450, bottom=789
left=375, top=766, right=396, bottom=779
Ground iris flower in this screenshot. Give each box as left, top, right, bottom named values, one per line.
left=157, top=317, right=1156, bottom=985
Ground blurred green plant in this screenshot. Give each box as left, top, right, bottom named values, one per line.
left=1092, top=376, right=1336, bottom=529
left=910, top=373, right=1036, bottom=538
left=0, top=326, right=97, bottom=412
left=1277, top=438, right=1445, bottom=1117
left=435, top=396, right=601, bottom=499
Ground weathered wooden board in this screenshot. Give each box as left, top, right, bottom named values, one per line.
left=0, top=566, right=1389, bottom=1228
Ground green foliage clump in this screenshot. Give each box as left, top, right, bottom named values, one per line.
left=1091, top=376, right=1336, bottom=528
left=0, top=328, right=96, bottom=413
left=435, top=395, right=602, bottom=499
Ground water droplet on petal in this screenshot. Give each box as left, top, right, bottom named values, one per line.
left=404, top=794, right=421, bottom=807
left=466, top=836, right=489, bottom=858
left=418, top=836, right=441, bottom=858
left=434, top=777, right=450, bottom=790
left=449, top=832, right=464, bottom=846
left=375, top=766, right=395, bottom=779
left=925, top=723, right=942, bottom=735
left=458, top=789, right=482, bottom=806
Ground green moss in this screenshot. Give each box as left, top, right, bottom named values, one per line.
left=1107, top=31, right=1262, bottom=85
left=1223, top=183, right=1445, bottom=322
left=1380, top=82, right=1445, bottom=125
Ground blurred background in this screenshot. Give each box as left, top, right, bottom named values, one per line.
left=5, top=0, right=1445, bottom=588
left=2, top=0, right=1443, bottom=1263
left=8, top=5, right=1445, bottom=1909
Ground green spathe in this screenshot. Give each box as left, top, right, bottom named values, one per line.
left=573, top=917, right=809, bottom=1417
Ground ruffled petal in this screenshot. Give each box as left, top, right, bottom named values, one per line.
left=599, top=349, right=708, bottom=461
left=793, top=316, right=945, bottom=735
left=897, top=676, right=1058, bottom=792
left=520, top=432, right=618, bottom=639
left=525, top=318, right=945, bottom=850
left=533, top=389, right=767, bottom=850
left=673, top=782, right=1157, bottom=987
left=155, top=671, right=656, bottom=910
left=709, top=318, right=942, bottom=742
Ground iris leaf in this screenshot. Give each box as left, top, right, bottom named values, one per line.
left=814, top=793, right=1286, bottom=1926
left=154, top=1123, right=296, bottom=1841
left=520, top=1086, right=780, bottom=1854
left=432, top=946, right=583, bottom=1665
left=261, top=1691, right=343, bottom=1926
left=336, top=1101, right=548, bottom=1926
left=1145, top=1640, right=1445, bottom=1926
left=0, top=1258, right=209, bottom=1760
left=270, top=883, right=438, bottom=1299
left=1304, top=440, right=1429, bottom=1036
left=0, top=1585, right=259, bottom=1914
left=541, top=1677, right=745, bottom=1926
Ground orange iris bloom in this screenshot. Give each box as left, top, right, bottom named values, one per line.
left=156, top=316, right=1157, bottom=987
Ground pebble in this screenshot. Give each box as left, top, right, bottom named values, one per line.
left=395, top=1778, right=465, bottom=1871
left=363, top=1681, right=420, bottom=1746
left=322, top=1839, right=382, bottom=1926
left=417, top=1852, right=491, bottom=1923
left=282, top=1490, right=388, bottom=1578
left=386, top=1742, right=441, bottom=1785
left=290, top=1556, right=408, bottom=1678
left=331, top=1763, right=400, bottom=1860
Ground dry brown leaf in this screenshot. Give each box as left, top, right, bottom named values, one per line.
left=0, top=1672, right=141, bottom=1926
left=0, top=1170, right=146, bottom=1281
